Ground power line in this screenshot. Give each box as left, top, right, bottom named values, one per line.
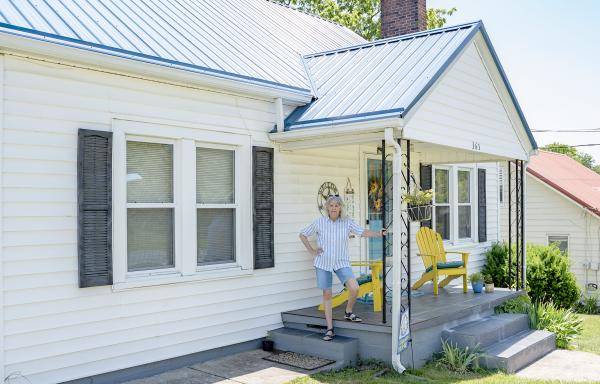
left=532, top=128, right=600, bottom=132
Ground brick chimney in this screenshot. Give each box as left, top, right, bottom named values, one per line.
left=381, top=0, right=427, bottom=38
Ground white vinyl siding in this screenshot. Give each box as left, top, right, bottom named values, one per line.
left=0, top=53, right=503, bottom=384
left=500, top=172, right=600, bottom=290
left=404, top=41, right=531, bottom=161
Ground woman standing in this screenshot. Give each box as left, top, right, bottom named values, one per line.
left=299, top=195, right=386, bottom=341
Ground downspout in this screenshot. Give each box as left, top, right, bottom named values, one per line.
left=385, top=127, right=407, bottom=373
left=275, top=97, right=285, bottom=133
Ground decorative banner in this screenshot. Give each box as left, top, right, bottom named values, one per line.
left=344, top=177, right=355, bottom=220
left=317, top=181, right=339, bottom=216
left=397, top=310, right=410, bottom=353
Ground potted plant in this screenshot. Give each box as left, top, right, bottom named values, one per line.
left=469, top=272, right=484, bottom=294
left=484, top=274, right=494, bottom=293
left=262, top=333, right=274, bottom=352
left=401, top=189, right=433, bottom=222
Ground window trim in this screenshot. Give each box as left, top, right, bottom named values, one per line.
left=112, top=119, right=253, bottom=288
left=433, top=164, right=478, bottom=245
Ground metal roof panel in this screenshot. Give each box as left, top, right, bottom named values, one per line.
left=0, top=0, right=365, bottom=91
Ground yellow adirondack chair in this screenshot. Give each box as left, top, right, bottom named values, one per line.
left=412, top=227, right=469, bottom=295
left=318, top=261, right=383, bottom=312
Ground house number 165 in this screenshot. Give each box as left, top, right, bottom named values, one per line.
left=472, top=141, right=481, bottom=151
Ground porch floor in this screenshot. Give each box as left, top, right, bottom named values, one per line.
left=282, top=285, right=524, bottom=333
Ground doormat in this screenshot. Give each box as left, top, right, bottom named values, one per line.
left=263, top=351, right=335, bottom=370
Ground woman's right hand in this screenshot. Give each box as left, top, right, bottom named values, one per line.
left=312, top=248, right=323, bottom=257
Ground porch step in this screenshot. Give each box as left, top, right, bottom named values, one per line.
left=481, top=329, right=556, bottom=373
left=442, top=313, right=530, bottom=349
left=269, top=328, right=359, bottom=368
left=442, top=314, right=556, bottom=373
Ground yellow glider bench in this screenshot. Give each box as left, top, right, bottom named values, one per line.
left=318, top=261, right=383, bottom=312
left=412, top=227, right=470, bottom=295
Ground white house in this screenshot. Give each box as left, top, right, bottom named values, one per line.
left=0, top=1, right=538, bottom=382
left=503, top=151, right=600, bottom=292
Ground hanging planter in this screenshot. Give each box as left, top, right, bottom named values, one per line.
left=407, top=204, right=432, bottom=222
left=402, top=189, right=433, bottom=222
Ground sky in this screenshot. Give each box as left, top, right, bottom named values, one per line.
left=428, top=0, right=600, bottom=162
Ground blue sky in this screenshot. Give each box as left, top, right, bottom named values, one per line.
left=428, top=0, right=600, bottom=162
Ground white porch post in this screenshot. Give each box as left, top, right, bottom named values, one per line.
left=386, top=128, right=407, bottom=372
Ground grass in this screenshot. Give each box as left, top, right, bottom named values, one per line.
left=286, top=361, right=587, bottom=384
left=573, top=314, right=600, bottom=355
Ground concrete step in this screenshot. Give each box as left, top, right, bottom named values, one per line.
left=442, top=314, right=530, bottom=349
left=269, top=327, right=359, bottom=368
left=481, top=329, right=556, bottom=373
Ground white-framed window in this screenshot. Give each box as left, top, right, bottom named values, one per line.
left=112, top=119, right=252, bottom=287
left=432, top=165, right=477, bottom=244
left=548, top=235, right=569, bottom=254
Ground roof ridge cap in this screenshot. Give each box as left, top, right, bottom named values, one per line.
left=303, top=20, right=482, bottom=59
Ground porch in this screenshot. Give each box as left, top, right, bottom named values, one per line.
left=278, top=285, right=525, bottom=368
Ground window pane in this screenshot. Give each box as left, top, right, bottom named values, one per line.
left=197, top=148, right=234, bottom=204
left=435, top=206, right=450, bottom=240
left=127, top=141, right=173, bottom=203
left=127, top=208, right=174, bottom=271
left=548, top=236, right=569, bottom=254
left=197, top=208, right=235, bottom=265
left=458, top=170, right=470, bottom=203
left=435, top=169, right=449, bottom=204
left=459, top=206, right=471, bottom=238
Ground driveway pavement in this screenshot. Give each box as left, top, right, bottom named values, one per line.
left=517, top=349, right=600, bottom=382
left=122, top=349, right=316, bottom=384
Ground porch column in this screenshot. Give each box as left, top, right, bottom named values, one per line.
left=386, top=128, right=407, bottom=373
left=522, top=162, right=528, bottom=286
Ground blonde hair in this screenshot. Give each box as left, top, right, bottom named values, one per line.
left=325, top=195, right=345, bottom=219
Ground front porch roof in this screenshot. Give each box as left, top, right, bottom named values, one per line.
left=277, top=21, right=537, bottom=157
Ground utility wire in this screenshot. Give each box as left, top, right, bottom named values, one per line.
left=532, top=128, right=600, bottom=132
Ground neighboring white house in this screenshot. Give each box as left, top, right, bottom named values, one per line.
left=500, top=151, right=600, bottom=292
left=0, top=1, right=537, bottom=383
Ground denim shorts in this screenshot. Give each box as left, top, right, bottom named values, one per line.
left=315, top=267, right=355, bottom=290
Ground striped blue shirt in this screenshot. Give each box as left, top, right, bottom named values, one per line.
left=301, top=216, right=365, bottom=272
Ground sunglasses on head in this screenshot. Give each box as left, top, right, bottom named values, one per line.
left=328, top=194, right=340, bottom=198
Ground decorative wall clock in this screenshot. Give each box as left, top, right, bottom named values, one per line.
left=317, top=181, right=339, bottom=215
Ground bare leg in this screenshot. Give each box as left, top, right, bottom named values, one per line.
left=323, top=289, right=333, bottom=330
left=344, top=278, right=360, bottom=313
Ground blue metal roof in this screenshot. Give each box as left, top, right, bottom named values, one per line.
left=284, top=21, right=537, bottom=150
left=0, top=0, right=365, bottom=93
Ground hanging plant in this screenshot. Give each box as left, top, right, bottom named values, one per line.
left=402, top=189, right=433, bottom=222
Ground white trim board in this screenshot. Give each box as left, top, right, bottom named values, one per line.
left=0, top=53, right=5, bottom=383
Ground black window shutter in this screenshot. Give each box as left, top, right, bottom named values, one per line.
left=78, top=129, right=113, bottom=287
left=420, top=164, right=432, bottom=229
left=478, top=168, right=487, bottom=242
left=253, top=146, right=274, bottom=269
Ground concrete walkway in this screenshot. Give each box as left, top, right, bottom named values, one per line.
left=122, top=349, right=319, bottom=384
left=517, top=350, right=600, bottom=382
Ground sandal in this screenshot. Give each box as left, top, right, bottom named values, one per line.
left=344, top=311, right=363, bottom=323
left=323, top=328, right=335, bottom=341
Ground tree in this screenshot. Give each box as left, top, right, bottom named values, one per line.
left=543, top=142, right=600, bottom=174
left=274, top=0, right=457, bottom=40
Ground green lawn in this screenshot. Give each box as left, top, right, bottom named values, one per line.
left=573, top=314, right=600, bottom=355
left=287, top=362, right=587, bottom=384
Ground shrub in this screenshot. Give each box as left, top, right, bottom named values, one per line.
left=530, top=301, right=583, bottom=349
left=481, top=242, right=510, bottom=287
left=527, top=244, right=580, bottom=308
left=495, top=295, right=531, bottom=315
left=436, top=339, right=482, bottom=373
left=576, top=290, right=599, bottom=314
